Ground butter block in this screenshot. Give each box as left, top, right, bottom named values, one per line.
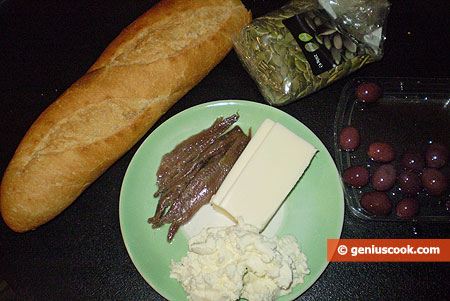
left=210, top=118, right=275, bottom=216
left=211, top=119, right=317, bottom=231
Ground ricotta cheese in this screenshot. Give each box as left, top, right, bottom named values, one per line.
left=170, top=221, right=309, bottom=301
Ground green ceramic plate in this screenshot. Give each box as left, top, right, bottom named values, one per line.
left=119, top=100, right=344, bottom=300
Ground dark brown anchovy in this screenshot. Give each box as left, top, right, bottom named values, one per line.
left=153, top=126, right=245, bottom=225
left=164, top=130, right=249, bottom=242
left=148, top=161, right=205, bottom=228
left=148, top=126, right=244, bottom=226
left=154, top=114, right=239, bottom=198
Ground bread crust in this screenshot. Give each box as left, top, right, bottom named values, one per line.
left=0, top=0, right=251, bottom=232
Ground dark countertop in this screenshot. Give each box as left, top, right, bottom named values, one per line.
left=1, top=1, right=449, bottom=300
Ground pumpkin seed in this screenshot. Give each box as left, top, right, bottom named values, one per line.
left=331, top=47, right=342, bottom=64
left=333, top=33, right=343, bottom=50
left=324, top=35, right=332, bottom=50
left=232, top=0, right=383, bottom=105
left=343, top=36, right=357, bottom=53
left=315, top=34, right=323, bottom=44
left=316, top=25, right=336, bottom=36
left=305, top=16, right=316, bottom=31
left=345, top=50, right=355, bottom=60
left=314, top=17, right=323, bottom=26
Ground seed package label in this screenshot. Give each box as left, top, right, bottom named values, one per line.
left=283, top=13, right=334, bottom=76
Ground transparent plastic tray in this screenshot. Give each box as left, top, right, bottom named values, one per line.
left=334, top=77, right=450, bottom=222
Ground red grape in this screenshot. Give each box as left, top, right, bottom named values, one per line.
left=396, top=198, right=420, bottom=218
left=398, top=170, right=422, bottom=196
left=361, top=191, right=392, bottom=216
left=368, top=142, right=395, bottom=162
left=339, top=126, right=360, bottom=151
left=372, top=164, right=396, bottom=191
left=425, top=143, right=448, bottom=168
left=400, top=151, right=425, bottom=172
left=421, top=168, right=448, bottom=196
left=343, top=165, right=370, bottom=187
left=356, top=82, right=382, bottom=103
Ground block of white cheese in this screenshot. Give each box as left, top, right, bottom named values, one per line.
left=211, top=118, right=276, bottom=207
left=211, top=118, right=317, bottom=232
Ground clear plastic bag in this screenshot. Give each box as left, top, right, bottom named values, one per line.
left=233, top=0, right=391, bottom=106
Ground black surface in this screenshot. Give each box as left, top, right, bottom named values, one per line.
left=1, top=1, right=449, bottom=300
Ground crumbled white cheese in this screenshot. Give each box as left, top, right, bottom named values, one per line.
left=169, top=221, right=309, bottom=301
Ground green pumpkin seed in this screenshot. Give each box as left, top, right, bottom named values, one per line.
left=324, top=35, right=332, bottom=50
left=345, top=50, right=355, bottom=60
left=294, top=58, right=307, bottom=72
left=333, top=34, right=343, bottom=50
left=343, top=36, right=357, bottom=53
left=232, top=0, right=382, bottom=105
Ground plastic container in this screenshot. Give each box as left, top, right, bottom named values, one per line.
left=334, top=77, right=450, bottom=222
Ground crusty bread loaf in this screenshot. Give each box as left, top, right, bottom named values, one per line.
left=0, top=0, right=251, bottom=232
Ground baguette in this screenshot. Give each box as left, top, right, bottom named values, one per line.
left=0, top=0, right=251, bottom=232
